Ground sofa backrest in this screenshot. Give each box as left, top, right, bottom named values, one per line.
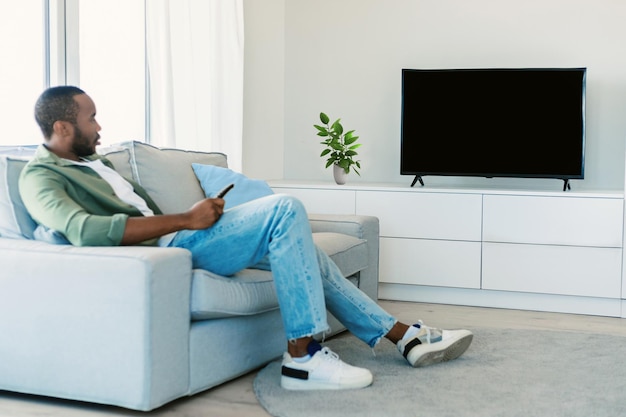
left=0, top=142, right=228, bottom=240
left=101, top=141, right=228, bottom=214
left=98, top=146, right=135, bottom=180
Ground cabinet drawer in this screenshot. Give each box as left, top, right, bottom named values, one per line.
left=483, top=195, right=623, bottom=247
left=356, top=191, right=482, bottom=241
left=379, top=237, right=481, bottom=289
left=482, top=242, right=622, bottom=298
left=271, top=187, right=356, bottom=215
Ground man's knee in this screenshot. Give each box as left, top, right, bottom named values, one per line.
left=269, top=193, right=307, bottom=216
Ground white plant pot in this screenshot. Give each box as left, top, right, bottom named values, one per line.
left=333, top=164, right=348, bottom=185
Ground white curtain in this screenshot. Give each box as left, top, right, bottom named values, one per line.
left=146, top=0, right=244, bottom=172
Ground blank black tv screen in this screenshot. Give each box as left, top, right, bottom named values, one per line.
left=400, top=67, right=586, bottom=182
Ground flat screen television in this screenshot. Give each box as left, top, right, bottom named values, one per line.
left=400, top=67, right=587, bottom=190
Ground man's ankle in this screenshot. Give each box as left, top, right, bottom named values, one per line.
left=385, top=322, right=410, bottom=344
left=287, top=336, right=315, bottom=358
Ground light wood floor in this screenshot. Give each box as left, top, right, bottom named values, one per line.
left=3, top=300, right=626, bottom=417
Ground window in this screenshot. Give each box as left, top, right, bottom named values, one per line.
left=0, top=0, right=243, bottom=165
left=76, top=0, right=146, bottom=146
left=0, top=0, right=145, bottom=147
left=0, top=1, right=46, bottom=145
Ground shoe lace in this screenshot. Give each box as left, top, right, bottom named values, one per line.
left=416, top=320, right=442, bottom=344
left=422, top=324, right=434, bottom=344
left=319, top=347, right=341, bottom=362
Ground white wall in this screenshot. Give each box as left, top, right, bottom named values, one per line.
left=242, top=0, right=285, bottom=180
left=243, top=0, right=626, bottom=191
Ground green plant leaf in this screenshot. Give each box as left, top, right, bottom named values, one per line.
left=345, top=150, right=358, bottom=156
left=349, top=143, right=361, bottom=150
left=320, top=112, right=329, bottom=124
left=325, top=159, right=334, bottom=168
left=344, top=135, right=359, bottom=145
left=320, top=149, right=331, bottom=157
left=332, top=119, right=343, bottom=135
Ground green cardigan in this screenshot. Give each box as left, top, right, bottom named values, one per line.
left=19, top=145, right=162, bottom=246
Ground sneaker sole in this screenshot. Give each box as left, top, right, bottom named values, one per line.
left=407, top=330, right=473, bottom=367
left=281, top=373, right=373, bottom=391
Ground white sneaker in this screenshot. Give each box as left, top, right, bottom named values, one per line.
left=281, top=346, right=373, bottom=390
left=397, top=321, right=473, bottom=367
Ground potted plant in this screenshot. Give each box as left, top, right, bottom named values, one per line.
left=314, top=112, right=361, bottom=184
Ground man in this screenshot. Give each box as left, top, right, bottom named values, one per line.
left=19, top=86, right=473, bottom=391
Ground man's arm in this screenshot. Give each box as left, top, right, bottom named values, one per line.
left=121, top=198, right=225, bottom=245
left=20, top=163, right=226, bottom=246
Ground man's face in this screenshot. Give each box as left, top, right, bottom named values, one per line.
left=70, top=94, right=101, bottom=157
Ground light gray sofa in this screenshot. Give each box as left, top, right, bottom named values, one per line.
left=0, top=141, right=380, bottom=411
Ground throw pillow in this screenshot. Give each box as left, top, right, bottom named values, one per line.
left=33, top=225, right=71, bottom=245
left=191, top=163, right=274, bottom=209
left=0, top=155, right=38, bottom=239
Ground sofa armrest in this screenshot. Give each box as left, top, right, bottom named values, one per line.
left=308, top=214, right=380, bottom=301
left=0, top=239, right=192, bottom=411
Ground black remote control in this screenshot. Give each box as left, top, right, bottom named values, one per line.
left=216, top=183, right=234, bottom=198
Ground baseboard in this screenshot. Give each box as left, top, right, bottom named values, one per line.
left=379, top=283, right=623, bottom=318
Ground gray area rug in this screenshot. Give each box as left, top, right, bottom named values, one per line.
left=254, top=328, right=626, bottom=417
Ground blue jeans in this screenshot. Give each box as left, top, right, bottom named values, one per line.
left=169, top=194, right=396, bottom=347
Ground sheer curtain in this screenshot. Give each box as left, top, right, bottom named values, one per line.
left=0, top=1, right=45, bottom=146
left=146, top=0, right=244, bottom=171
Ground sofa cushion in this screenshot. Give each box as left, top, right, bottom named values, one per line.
left=314, top=232, right=369, bottom=278
left=191, top=163, right=274, bottom=209
left=190, top=268, right=277, bottom=320
left=113, top=141, right=228, bottom=214
left=98, top=147, right=134, bottom=181
left=0, top=153, right=37, bottom=239
left=190, top=232, right=368, bottom=320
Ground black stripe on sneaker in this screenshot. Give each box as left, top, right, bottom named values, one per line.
left=403, top=338, right=422, bottom=359
left=281, top=366, right=309, bottom=380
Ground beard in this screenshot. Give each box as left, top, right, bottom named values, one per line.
left=71, top=123, right=100, bottom=158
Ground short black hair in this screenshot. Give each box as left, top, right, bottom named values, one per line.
left=34, top=86, right=86, bottom=139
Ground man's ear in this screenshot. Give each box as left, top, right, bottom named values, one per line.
left=52, top=120, right=73, bottom=138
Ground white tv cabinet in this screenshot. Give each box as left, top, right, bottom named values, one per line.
left=269, top=180, right=626, bottom=318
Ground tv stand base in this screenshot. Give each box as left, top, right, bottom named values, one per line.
left=563, top=179, right=571, bottom=192
left=410, top=175, right=424, bottom=187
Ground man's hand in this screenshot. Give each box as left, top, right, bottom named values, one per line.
left=121, top=198, right=225, bottom=245
left=183, top=198, right=225, bottom=229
